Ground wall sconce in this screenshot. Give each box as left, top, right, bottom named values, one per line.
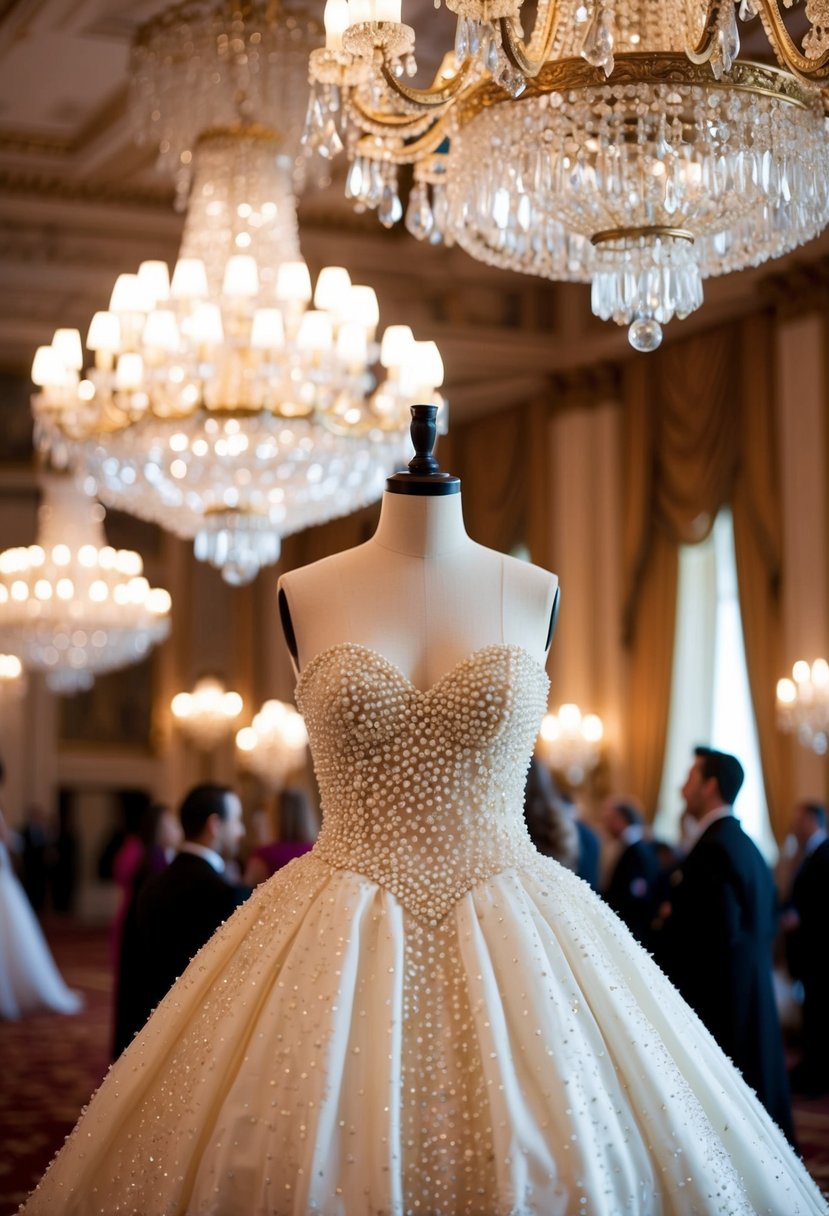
left=171, top=675, right=243, bottom=751
left=537, top=703, right=604, bottom=786
left=777, top=659, right=829, bottom=755
left=236, top=700, right=308, bottom=791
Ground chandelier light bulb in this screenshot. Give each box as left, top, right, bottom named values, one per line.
left=537, top=703, right=604, bottom=786
left=171, top=675, right=244, bottom=751
left=0, top=479, right=171, bottom=694
left=137, top=260, right=171, bottom=305
left=52, top=329, right=84, bottom=371
left=236, top=698, right=309, bottom=791
left=777, top=658, right=829, bottom=755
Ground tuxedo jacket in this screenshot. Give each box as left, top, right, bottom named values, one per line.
left=136, top=852, right=241, bottom=1024
left=789, top=837, right=829, bottom=985
left=654, top=815, right=793, bottom=1140
left=575, top=821, right=600, bottom=892
left=604, top=838, right=660, bottom=945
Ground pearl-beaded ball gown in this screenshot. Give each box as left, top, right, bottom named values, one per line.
left=20, top=644, right=827, bottom=1214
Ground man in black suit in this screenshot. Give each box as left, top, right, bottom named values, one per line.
left=653, top=747, right=794, bottom=1142
left=135, top=783, right=247, bottom=1030
left=784, top=800, right=829, bottom=1097
left=601, top=798, right=660, bottom=945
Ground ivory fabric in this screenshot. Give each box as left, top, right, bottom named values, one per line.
left=20, top=645, right=826, bottom=1215
left=0, top=842, right=82, bottom=1020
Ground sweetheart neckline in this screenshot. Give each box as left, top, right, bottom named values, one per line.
left=294, top=640, right=548, bottom=698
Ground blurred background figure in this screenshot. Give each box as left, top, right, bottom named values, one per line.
left=243, top=787, right=317, bottom=887
left=18, top=804, right=56, bottom=915
left=782, top=801, right=829, bottom=1098
left=600, top=797, right=660, bottom=945
left=652, top=746, right=794, bottom=1142
left=112, top=803, right=182, bottom=1057
left=0, top=758, right=82, bottom=1020
left=134, top=784, right=248, bottom=1033
left=523, top=758, right=579, bottom=871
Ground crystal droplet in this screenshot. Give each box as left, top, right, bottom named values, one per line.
left=628, top=316, right=663, bottom=353
left=581, top=4, right=615, bottom=73
left=379, top=183, right=403, bottom=228
left=404, top=182, right=434, bottom=240
left=318, top=119, right=344, bottom=160
left=455, top=16, right=469, bottom=60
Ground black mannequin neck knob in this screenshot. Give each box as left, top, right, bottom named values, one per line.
left=386, top=404, right=460, bottom=497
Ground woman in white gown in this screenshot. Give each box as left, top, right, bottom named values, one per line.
left=0, top=808, right=82, bottom=1020
left=19, top=412, right=827, bottom=1214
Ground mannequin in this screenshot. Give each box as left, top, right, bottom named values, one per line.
left=278, top=404, right=560, bottom=688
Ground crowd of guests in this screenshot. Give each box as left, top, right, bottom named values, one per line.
left=1, top=744, right=826, bottom=1149
left=524, top=745, right=829, bottom=1140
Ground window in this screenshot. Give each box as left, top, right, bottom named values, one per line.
left=653, top=508, right=777, bottom=860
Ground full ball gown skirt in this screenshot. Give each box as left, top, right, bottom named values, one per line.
left=0, top=841, right=82, bottom=1020
left=20, top=645, right=827, bottom=1214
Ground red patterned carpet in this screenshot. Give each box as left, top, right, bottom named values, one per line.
left=1, top=920, right=828, bottom=1214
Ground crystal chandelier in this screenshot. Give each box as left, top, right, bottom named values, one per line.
left=0, top=479, right=172, bottom=694
left=171, top=675, right=244, bottom=750
left=30, top=2, right=445, bottom=586
left=777, top=658, right=829, bottom=755
left=236, top=698, right=309, bottom=790
left=308, top=0, right=829, bottom=351
left=537, top=703, right=604, bottom=785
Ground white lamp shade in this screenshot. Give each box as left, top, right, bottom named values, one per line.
left=380, top=324, right=414, bottom=367
left=314, top=266, right=352, bottom=312
left=297, top=311, right=334, bottom=353
left=52, top=328, right=84, bottom=371
left=414, top=340, right=444, bottom=388
left=324, top=0, right=349, bottom=47
left=336, top=321, right=368, bottom=366
left=276, top=261, right=313, bottom=304
left=170, top=258, right=209, bottom=300
left=143, top=309, right=181, bottom=352
left=223, top=254, right=260, bottom=298
left=86, top=311, right=121, bottom=352
left=109, top=273, right=153, bottom=314
left=115, top=352, right=145, bottom=390
left=188, top=303, right=224, bottom=346
left=31, top=346, right=65, bottom=388
left=251, top=308, right=286, bottom=349
left=347, top=285, right=380, bottom=329
left=138, top=260, right=171, bottom=306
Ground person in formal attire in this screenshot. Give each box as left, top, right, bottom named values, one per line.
left=243, top=787, right=317, bottom=886
left=783, top=800, right=829, bottom=1097
left=601, top=797, right=660, bottom=945
left=135, top=784, right=247, bottom=1028
left=19, top=412, right=824, bottom=1215
left=18, top=804, right=55, bottom=913
left=523, top=757, right=579, bottom=870
left=112, top=803, right=182, bottom=1057
left=653, top=746, right=794, bottom=1142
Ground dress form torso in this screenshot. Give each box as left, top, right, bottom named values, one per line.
left=277, top=490, right=559, bottom=690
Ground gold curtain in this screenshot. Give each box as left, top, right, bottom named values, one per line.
left=623, top=324, right=740, bottom=818
left=732, top=312, right=792, bottom=842
left=449, top=401, right=546, bottom=556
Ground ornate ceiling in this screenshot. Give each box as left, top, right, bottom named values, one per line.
left=1, top=0, right=828, bottom=423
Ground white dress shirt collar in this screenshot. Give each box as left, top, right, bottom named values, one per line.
left=178, top=841, right=225, bottom=874
left=691, top=804, right=733, bottom=845
left=804, top=828, right=828, bottom=858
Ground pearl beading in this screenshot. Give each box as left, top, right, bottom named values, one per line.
left=296, top=644, right=547, bottom=928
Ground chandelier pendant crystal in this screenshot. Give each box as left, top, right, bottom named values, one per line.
left=0, top=479, right=172, bottom=694
left=308, top=0, right=829, bottom=350
left=171, top=675, right=245, bottom=750
left=236, top=698, right=309, bottom=790
left=30, top=2, right=446, bottom=586
left=777, top=658, right=829, bottom=755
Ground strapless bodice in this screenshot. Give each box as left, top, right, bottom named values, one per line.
left=295, top=642, right=549, bottom=924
